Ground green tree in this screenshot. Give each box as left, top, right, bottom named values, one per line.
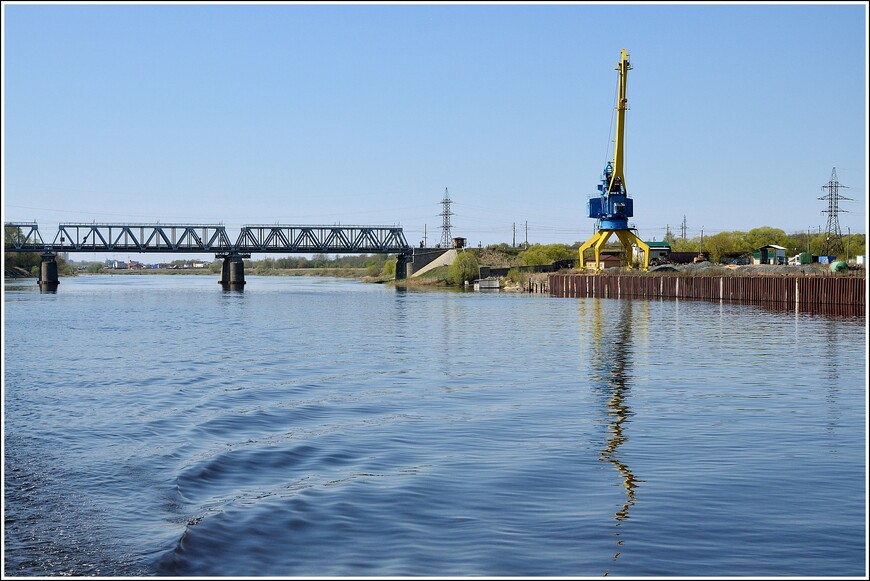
left=844, top=233, right=865, bottom=260
left=518, top=243, right=574, bottom=266
left=506, top=268, right=527, bottom=284
left=55, top=255, right=75, bottom=276
left=450, top=251, right=480, bottom=285
left=743, top=226, right=789, bottom=250
left=381, top=257, right=396, bottom=278
left=4, top=251, right=41, bottom=273
left=255, top=257, right=274, bottom=274
left=485, top=242, right=521, bottom=258
left=670, top=237, right=697, bottom=253
left=704, top=231, right=752, bottom=263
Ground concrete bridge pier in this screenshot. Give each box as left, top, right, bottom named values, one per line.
left=395, top=253, right=409, bottom=280
left=218, top=253, right=248, bottom=289
left=38, top=252, right=60, bottom=291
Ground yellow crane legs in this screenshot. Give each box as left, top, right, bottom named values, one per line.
left=577, top=229, right=650, bottom=272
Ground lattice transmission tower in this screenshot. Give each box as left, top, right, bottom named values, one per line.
left=439, top=187, right=453, bottom=248
left=818, top=167, right=851, bottom=257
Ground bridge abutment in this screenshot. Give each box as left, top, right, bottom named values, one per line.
left=38, top=252, right=59, bottom=291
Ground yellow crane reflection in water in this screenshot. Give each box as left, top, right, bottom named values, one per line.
left=583, top=298, right=645, bottom=575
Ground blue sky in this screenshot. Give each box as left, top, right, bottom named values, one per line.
left=2, top=2, right=867, bottom=254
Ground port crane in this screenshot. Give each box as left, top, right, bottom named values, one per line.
left=577, top=49, right=650, bottom=271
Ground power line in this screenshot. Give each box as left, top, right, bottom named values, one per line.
left=439, top=187, right=454, bottom=248
left=819, top=167, right=851, bottom=257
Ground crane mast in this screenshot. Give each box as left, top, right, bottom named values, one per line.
left=609, top=48, right=630, bottom=197
left=577, top=49, right=650, bottom=271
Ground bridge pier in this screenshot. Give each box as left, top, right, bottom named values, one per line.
left=218, top=253, right=248, bottom=289
left=395, top=253, right=409, bottom=280
left=38, top=252, right=60, bottom=291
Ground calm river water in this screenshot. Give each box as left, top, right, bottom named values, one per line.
left=3, top=275, right=867, bottom=577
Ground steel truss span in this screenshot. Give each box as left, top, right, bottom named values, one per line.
left=236, top=225, right=409, bottom=253
left=4, top=223, right=411, bottom=254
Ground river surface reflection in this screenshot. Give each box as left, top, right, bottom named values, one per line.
left=586, top=299, right=641, bottom=574
left=3, top=275, right=866, bottom=576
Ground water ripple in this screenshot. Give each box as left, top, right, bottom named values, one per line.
left=4, top=277, right=866, bottom=577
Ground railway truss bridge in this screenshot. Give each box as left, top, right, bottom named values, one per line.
left=4, top=222, right=413, bottom=289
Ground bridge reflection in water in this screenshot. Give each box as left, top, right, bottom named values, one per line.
left=582, top=298, right=643, bottom=575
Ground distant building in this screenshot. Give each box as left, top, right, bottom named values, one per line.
left=452, top=237, right=467, bottom=249
left=756, top=244, right=787, bottom=265
left=583, top=250, right=625, bottom=270
left=634, top=241, right=670, bottom=263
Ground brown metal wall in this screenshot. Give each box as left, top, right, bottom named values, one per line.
left=548, top=274, right=865, bottom=309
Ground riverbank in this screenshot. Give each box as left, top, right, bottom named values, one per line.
left=3, top=266, right=32, bottom=279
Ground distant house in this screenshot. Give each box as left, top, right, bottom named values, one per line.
left=755, top=244, right=787, bottom=265
left=583, top=250, right=625, bottom=270
left=634, top=241, right=671, bottom=263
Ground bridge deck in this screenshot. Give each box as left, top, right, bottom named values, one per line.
left=4, top=223, right=411, bottom=254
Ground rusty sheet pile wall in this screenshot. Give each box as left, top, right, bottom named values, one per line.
left=548, top=274, right=865, bottom=310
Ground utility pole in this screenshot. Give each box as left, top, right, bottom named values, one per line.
left=525, top=221, right=528, bottom=248
left=681, top=215, right=687, bottom=241
left=512, top=222, right=516, bottom=248
left=819, top=167, right=851, bottom=257
left=847, top=226, right=851, bottom=262
left=423, top=224, right=427, bottom=247
left=439, top=188, right=453, bottom=248
left=699, top=227, right=704, bottom=258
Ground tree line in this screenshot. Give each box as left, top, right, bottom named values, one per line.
left=494, top=226, right=865, bottom=266
left=247, top=253, right=394, bottom=277
left=662, top=226, right=865, bottom=263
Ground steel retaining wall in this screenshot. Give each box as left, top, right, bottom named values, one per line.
left=548, top=274, right=865, bottom=311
